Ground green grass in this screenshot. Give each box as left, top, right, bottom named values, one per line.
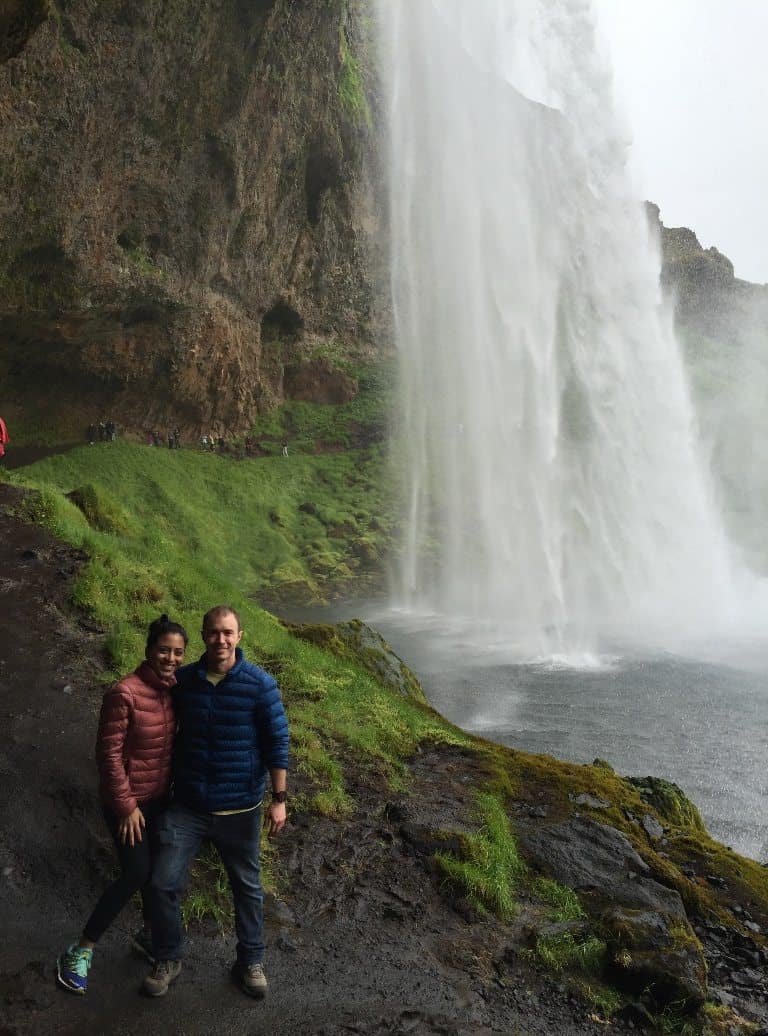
left=531, top=876, right=586, bottom=922
left=14, top=440, right=394, bottom=607
left=435, top=791, right=526, bottom=920
left=338, top=26, right=372, bottom=130
left=531, top=931, right=606, bottom=976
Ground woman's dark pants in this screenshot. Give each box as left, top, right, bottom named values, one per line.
left=82, top=798, right=165, bottom=943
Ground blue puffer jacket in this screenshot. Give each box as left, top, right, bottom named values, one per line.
left=172, top=649, right=289, bottom=812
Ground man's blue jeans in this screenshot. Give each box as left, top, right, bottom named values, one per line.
left=149, top=803, right=265, bottom=965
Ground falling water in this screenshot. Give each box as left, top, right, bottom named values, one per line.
left=375, top=0, right=748, bottom=657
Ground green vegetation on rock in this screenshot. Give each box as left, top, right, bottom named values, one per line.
left=435, top=791, right=525, bottom=920
left=338, top=24, right=372, bottom=130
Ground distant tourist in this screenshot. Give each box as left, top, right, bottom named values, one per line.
left=98, top=421, right=106, bottom=442
left=143, top=606, right=288, bottom=999
left=281, top=440, right=289, bottom=457
left=200, top=434, right=209, bottom=451
left=55, top=615, right=188, bottom=995
left=0, top=415, right=10, bottom=459
left=217, top=435, right=226, bottom=454
left=87, top=423, right=97, bottom=446
left=105, top=419, right=116, bottom=442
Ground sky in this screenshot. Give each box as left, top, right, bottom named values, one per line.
left=593, top=0, right=768, bottom=284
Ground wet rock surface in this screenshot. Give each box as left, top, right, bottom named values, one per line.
left=519, top=817, right=709, bottom=1012
left=519, top=817, right=685, bottom=917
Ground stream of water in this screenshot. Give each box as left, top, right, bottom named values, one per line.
left=375, top=0, right=762, bottom=655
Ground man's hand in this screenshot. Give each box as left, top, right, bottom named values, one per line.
left=118, top=806, right=145, bottom=846
left=265, top=800, right=287, bottom=838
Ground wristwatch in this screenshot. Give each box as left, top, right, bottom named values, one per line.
left=272, top=790, right=287, bottom=804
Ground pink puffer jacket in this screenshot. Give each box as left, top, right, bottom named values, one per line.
left=96, top=661, right=176, bottom=818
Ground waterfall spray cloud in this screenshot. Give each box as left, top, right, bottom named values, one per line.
left=376, top=0, right=748, bottom=655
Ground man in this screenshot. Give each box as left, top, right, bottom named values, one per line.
left=144, top=605, right=288, bottom=999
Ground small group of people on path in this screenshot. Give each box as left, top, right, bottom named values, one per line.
left=146, top=428, right=181, bottom=449
left=87, top=420, right=118, bottom=444
left=56, top=605, right=289, bottom=1001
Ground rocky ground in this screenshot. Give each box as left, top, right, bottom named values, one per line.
left=1, top=481, right=767, bottom=1035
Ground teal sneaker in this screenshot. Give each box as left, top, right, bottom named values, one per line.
left=56, top=944, right=93, bottom=994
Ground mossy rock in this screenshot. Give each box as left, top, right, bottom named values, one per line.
left=285, top=618, right=427, bottom=704
left=602, top=906, right=707, bottom=1012
left=625, top=776, right=705, bottom=833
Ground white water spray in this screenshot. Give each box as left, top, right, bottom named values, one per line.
left=376, top=0, right=749, bottom=655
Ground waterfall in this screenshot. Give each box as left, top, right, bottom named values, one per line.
left=376, top=0, right=747, bottom=655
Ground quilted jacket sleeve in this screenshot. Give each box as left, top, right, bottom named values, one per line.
left=96, top=685, right=137, bottom=818
left=258, top=673, right=290, bottom=772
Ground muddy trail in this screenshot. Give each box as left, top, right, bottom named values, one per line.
left=0, top=482, right=634, bottom=1035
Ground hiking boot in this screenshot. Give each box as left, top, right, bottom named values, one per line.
left=142, top=959, right=181, bottom=997
left=232, top=960, right=268, bottom=998
left=56, top=944, right=93, bottom=995
left=130, top=928, right=155, bottom=963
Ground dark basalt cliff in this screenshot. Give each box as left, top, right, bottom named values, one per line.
left=0, top=0, right=383, bottom=439
left=647, top=201, right=768, bottom=343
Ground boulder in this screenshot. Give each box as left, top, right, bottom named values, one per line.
left=520, top=817, right=684, bottom=916
left=520, top=817, right=708, bottom=1011
left=603, top=906, right=707, bottom=1011
left=625, top=776, right=705, bottom=833
left=285, top=619, right=427, bottom=703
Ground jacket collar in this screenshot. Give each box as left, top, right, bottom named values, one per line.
left=136, top=659, right=176, bottom=691
left=195, top=646, right=245, bottom=681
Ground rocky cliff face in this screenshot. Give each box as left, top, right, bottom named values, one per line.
left=647, top=201, right=768, bottom=343
left=648, top=202, right=768, bottom=571
left=0, top=0, right=384, bottom=440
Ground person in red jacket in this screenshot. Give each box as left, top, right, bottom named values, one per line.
left=56, top=614, right=188, bottom=995
left=0, top=415, right=9, bottom=459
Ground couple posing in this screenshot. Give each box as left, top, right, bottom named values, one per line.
left=56, top=605, right=289, bottom=999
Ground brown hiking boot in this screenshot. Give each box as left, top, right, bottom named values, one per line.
left=142, top=959, right=182, bottom=997
left=232, top=961, right=268, bottom=998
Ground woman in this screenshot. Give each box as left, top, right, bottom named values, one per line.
left=56, top=614, right=187, bottom=994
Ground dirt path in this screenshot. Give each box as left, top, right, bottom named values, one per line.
left=0, top=483, right=626, bottom=1035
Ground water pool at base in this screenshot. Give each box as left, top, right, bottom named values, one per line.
left=284, top=601, right=768, bottom=861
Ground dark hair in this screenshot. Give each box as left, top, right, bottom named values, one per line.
left=202, top=605, right=242, bottom=632
left=146, top=613, right=189, bottom=650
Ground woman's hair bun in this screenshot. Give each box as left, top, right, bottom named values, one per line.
left=146, top=613, right=189, bottom=650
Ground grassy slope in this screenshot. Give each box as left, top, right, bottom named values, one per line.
left=6, top=442, right=449, bottom=809
left=12, top=440, right=394, bottom=605
left=7, top=443, right=768, bottom=1030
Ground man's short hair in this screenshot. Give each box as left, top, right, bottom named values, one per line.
left=202, top=605, right=242, bottom=632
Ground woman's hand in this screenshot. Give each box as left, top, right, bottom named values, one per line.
left=118, top=806, right=146, bottom=846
